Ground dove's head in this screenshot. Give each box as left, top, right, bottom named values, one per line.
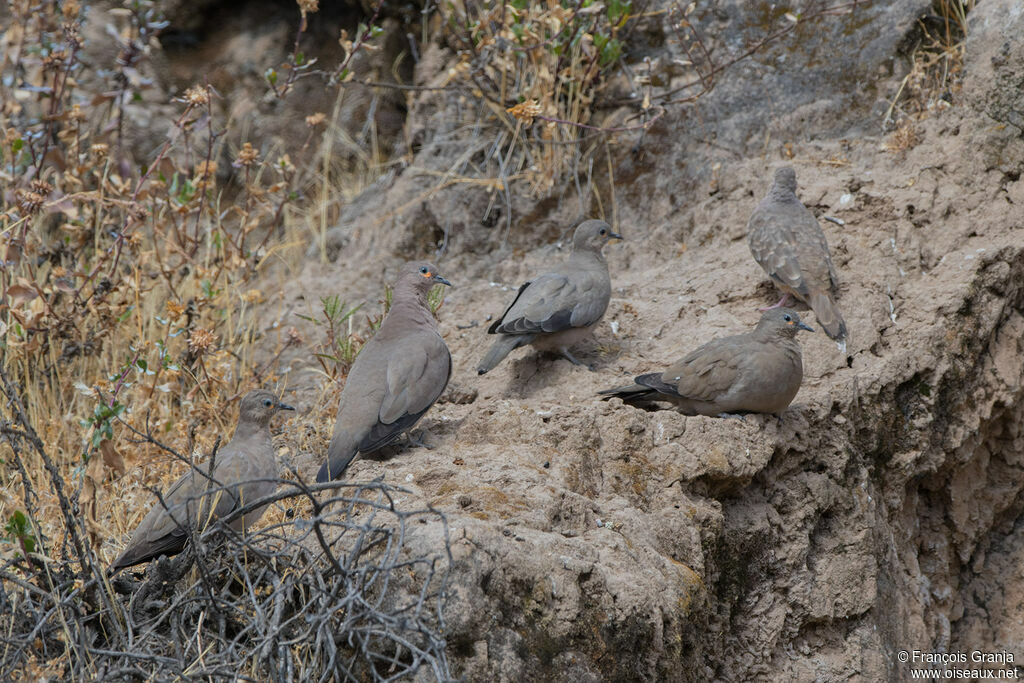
left=238, top=390, right=295, bottom=426
left=757, top=308, right=814, bottom=339
left=772, top=166, right=798, bottom=194
left=572, top=219, right=623, bottom=254
left=398, top=261, right=452, bottom=294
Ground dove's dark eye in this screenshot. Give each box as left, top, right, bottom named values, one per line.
left=263, top=398, right=273, bottom=407
left=419, top=266, right=428, bottom=274
left=599, top=228, right=607, bottom=236
left=783, top=314, right=792, bottom=322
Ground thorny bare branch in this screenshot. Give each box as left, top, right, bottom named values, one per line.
left=1, top=369, right=452, bottom=681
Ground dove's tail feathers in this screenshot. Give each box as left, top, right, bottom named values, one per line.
left=477, top=334, right=532, bottom=375
left=809, top=290, right=847, bottom=343
left=597, top=383, right=657, bottom=402
left=317, top=436, right=358, bottom=482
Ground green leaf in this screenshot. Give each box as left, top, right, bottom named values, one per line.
left=598, top=36, right=623, bottom=67
left=201, top=279, right=221, bottom=298
left=175, top=178, right=196, bottom=205
left=607, top=0, right=632, bottom=25
left=5, top=510, right=37, bottom=555
left=6, top=510, right=27, bottom=536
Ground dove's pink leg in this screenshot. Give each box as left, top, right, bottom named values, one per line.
left=758, top=294, right=791, bottom=312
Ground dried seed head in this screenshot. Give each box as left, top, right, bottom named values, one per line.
left=194, top=160, right=218, bottom=188
left=184, top=85, right=210, bottom=107
left=234, top=142, right=260, bottom=168
left=165, top=300, right=186, bottom=320
left=188, top=328, right=218, bottom=355
left=305, top=112, right=326, bottom=127
left=195, top=160, right=217, bottom=178
left=42, top=50, right=68, bottom=71
left=16, top=190, right=46, bottom=216
left=506, top=100, right=542, bottom=125
left=128, top=204, right=147, bottom=223
left=285, top=326, right=303, bottom=346
left=63, top=23, right=82, bottom=48
left=30, top=180, right=54, bottom=196
left=297, top=0, right=319, bottom=14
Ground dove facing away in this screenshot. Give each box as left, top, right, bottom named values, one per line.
left=477, top=219, right=621, bottom=374
left=747, top=166, right=847, bottom=342
left=111, top=390, right=294, bottom=571
left=316, top=261, right=452, bottom=482
left=599, top=309, right=813, bottom=416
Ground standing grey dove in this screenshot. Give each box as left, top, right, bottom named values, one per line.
left=476, top=219, right=621, bottom=375
left=598, top=308, right=813, bottom=416
left=747, top=166, right=848, bottom=342
left=111, top=390, right=294, bottom=571
left=316, top=261, right=452, bottom=482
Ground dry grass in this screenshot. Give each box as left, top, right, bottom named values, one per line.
left=0, top=0, right=314, bottom=558
left=439, top=0, right=647, bottom=195
left=884, top=0, right=974, bottom=137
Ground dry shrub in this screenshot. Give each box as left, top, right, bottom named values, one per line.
left=0, top=405, right=452, bottom=680
left=439, top=0, right=647, bottom=195
left=0, top=0, right=449, bottom=678
left=0, top=0, right=317, bottom=558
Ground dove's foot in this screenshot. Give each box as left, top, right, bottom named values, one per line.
left=758, top=294, right=791, bottom=312
left=405, top=430, right=435, bottom=450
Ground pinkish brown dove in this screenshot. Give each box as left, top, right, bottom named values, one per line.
left=599, top=308, right=813, bottom=416
left=111, top=390, right=294, bottom=571
left=317, top=261, right=452, bottom=482
left=477, top=219, right=621, bottom=374
left=748, top=166, right=847, bottom=342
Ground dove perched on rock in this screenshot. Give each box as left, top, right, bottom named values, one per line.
left=111, top=390, right=294, bottom=571
left=477, top=219, right=621, bottom=374
left=747, top=166, right=847, bottom=342
left=599, top=308, right=813, bottom=416
left=316, top=261, right=452, bottom=482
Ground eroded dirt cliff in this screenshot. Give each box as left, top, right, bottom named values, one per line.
left=145, top=0, right=1024, bottom=679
